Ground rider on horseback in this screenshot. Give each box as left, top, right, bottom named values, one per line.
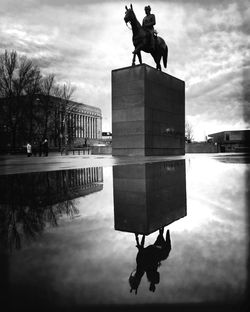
left=142, top=5, right=156, bottom=51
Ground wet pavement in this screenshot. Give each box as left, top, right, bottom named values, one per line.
left=0, top=152, right=186, bottom=175
left=0, top=153, right=249, bottom=311
left=1, top=152, right=248, bottom=176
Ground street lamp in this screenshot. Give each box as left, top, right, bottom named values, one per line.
left=11, top=115, right=16, bottom=152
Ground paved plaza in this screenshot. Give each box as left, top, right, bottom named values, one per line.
left=1, top=152, right=248, bottom=176
left=0, top=152, right=186, bottom=175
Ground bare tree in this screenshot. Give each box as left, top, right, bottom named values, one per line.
left=54, top=82, right=76, bottom=154
left=39, top=74, right=56, bottom=140
left=0, top=50, right=77, bottom=152
left=0, top=50, right=41, bottom=150
left=185, top=120, right=194, bottom=143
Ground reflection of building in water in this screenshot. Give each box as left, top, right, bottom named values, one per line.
left=0, top=167, right=103, bottom=206
left=0, top=167, right=103, bottom=250
left=113, top=160, right=186, bottom=235
left=66, top=167, right=103, bottom=198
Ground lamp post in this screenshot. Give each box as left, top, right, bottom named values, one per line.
left=60, top=113, right=68, bottom=155
left=11, top=115, right=16, bottom=152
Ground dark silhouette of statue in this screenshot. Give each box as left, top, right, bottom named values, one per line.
left=124, top=4, right=168, bottom=70
left=129, top=227, right=171, bottom=294
left=142, top=5, right=156, bottom=51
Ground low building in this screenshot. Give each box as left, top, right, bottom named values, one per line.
left=0, top=94, right=102, bottom=151
left=208, top=130, right=250, bottom=152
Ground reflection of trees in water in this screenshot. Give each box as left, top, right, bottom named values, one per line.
left=0, top=170, right=80, bottom=251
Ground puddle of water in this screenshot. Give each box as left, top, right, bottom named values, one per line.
left=0, top=156, right=248, bottom=310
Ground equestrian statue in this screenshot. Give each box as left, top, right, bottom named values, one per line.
left=124, top=4, right=168, bottom=71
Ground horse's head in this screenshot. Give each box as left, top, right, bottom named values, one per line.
left=124, top=4, right=135, bottom=24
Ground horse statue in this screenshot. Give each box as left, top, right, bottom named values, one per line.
left=124, top=4, right=168, bottom=71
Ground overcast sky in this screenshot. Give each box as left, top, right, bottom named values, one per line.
left=0, top=0, right=249, bottom=140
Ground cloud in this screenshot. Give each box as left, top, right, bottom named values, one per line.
left=0, top=0, right=249, bottom=136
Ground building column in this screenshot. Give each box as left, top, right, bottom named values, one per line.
left=88, top=117, right=91, bottom=139
left=86, top=117, right=88, bottom=138
left=81, top=115, right=83, bottom=138
left=78, top=114, right=80, bottom=138
left=80, top=115, right=82, bottom=138
left=89, top=117, right=91, bottom=138
left=79, top=115, right=82, bottom=138
left=92, top=117, right=94, bottom=139
left=83, top=116, right=86, bottom=138
left=94, top=118, right=97, bottom=139
left=74, top=114, right=77, bottom=138
left=92, top=118, right=94, bottom=139
left=78, top=114, right=81, bottom=138
left=90, top=117, right=93, bottom=139
left=68, top=114, right=71, bottom=140
left=71, top=113, right=74, bottom=139
left=75, top=115, right=78, bottom=138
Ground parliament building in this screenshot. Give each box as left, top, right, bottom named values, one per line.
left=0, top=94, right=102, bottom=151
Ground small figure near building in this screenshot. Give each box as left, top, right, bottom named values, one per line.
left=42, top=138, right=49, bottom=156
left=26, top=142, right=32, bottom=157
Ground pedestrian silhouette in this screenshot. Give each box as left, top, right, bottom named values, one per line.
left=26, top=142, right=32, bottom=157
left=129, top=227, right=171, bottom=294
left=42, top=138, right=49, bottom=156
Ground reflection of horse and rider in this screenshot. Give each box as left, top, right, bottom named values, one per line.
left=129, top=227, right=171, bottom=294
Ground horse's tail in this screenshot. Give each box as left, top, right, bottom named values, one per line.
left=163, top=45, right=168, bottom=68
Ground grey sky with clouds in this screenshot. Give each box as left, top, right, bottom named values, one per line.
left=0, top=0, right=249, bottom=140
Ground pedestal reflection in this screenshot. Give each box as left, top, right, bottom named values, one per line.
left=113, top=160, right=186, bottom=235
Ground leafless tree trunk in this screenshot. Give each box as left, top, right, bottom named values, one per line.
left=40, top=74, right=56, bottom=140
left=0, top=50, right=41, bottom=150
left=54, top=82, right=76, bottom=154
left=185, top=120, right=194, bottom=142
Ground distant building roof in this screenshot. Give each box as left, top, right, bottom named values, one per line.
left=208, top=130, right=250, bottom=137
left=43, top=95, right=102, bottom=116
left=208, top=130, right=250, bottom=144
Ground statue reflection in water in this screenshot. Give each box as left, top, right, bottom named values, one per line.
left=129, top=227, right=171, bottom=294
left=113, top=160, right=186, bottom=294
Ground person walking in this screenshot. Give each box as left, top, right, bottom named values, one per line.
left=42, top=138, right=49, bottom=156
left=26, top=142, right=32, bottom=157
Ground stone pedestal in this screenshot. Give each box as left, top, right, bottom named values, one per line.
left=112, top=64, right=185, bottom=156
left=113, top=160, right=186, bottom=235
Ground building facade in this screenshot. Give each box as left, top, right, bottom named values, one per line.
left=208, top=130, right=250, bottom=152
left=0, top=94, right=102, bottom=151
left=58, top=99, right=102, bottom=147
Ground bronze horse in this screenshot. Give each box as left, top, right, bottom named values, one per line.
left=124, top=4, right=168, bottom=71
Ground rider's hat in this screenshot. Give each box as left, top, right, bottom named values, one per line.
left=145, top=5, right=151, bottom=11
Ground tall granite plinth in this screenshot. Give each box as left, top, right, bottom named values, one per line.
left=113, top=160, right=187, bottom=235
left=112, top=64, right=185, bottom=156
